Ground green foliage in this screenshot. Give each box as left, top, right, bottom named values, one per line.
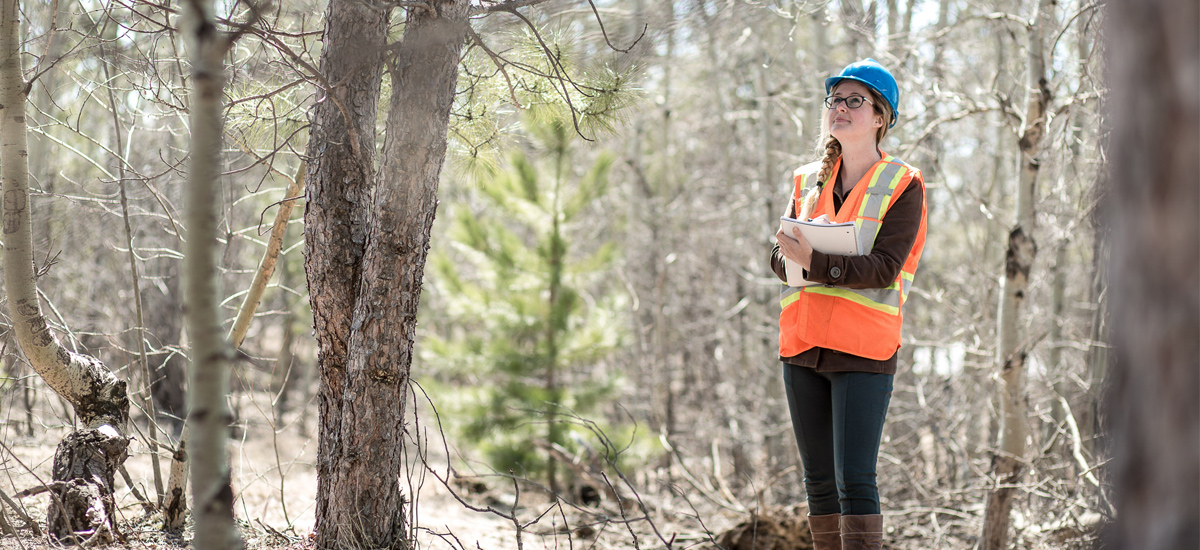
left=449, top=18, right=640, bottom=179
left=424, top=112, right=630, bottom=487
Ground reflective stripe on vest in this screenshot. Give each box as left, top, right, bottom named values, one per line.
left=854, top=159, right=909, bottom=254
left=778, top=156, right=913, bottom=316
left=800, top=270, right=913, bottom=315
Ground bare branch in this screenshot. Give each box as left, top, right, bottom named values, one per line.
left=465, top=27, right=522, bottom=107
left=583, top=0, right=645, bottom=54
left=504, top=8, right=590, bottom=140
left=229, top=161, right=305, bottom=349
left=470, top=0, right=551, bottom=17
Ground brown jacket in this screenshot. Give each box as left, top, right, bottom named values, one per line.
left=770, top=170, right=925, bottom=374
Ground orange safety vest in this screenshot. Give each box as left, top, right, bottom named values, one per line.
left=778, top=153, right=927, bottom=361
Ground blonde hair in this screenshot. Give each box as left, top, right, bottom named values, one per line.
left=815, top=85, right=894, bottom=185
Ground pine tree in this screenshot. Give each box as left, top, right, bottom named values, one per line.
left=426, top=113, right=624, bottom=494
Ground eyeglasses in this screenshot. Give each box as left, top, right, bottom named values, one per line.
left=824, top=95, right=874, bottom=109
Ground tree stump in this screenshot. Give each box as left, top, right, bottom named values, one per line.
left=46, top=426, right=130, bottom=544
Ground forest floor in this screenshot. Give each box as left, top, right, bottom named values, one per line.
left=0, top=388, right=1104, bottom=549
left=0, top=415, right=736, bottom=550
left=0, top=389, right=750, bottom=550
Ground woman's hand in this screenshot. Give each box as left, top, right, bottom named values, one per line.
left=776, top=225, right=815, bottom=270
left=777, top=214, right=831, bottom=270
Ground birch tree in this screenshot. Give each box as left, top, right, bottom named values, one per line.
left=982, top=0, right=1054, bottom=547
left=0, top=0, right=129, bottom=541
left=181, top=0, right=241, bottom=548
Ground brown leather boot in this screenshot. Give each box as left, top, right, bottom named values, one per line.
left=840, top=514, right=883, bottom=550
left=808, top=513, right=842, bottom=550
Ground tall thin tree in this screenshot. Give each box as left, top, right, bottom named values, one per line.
left=982, top=0, right=1053, bottom=548
left=180, top=0, right=242, bottom=548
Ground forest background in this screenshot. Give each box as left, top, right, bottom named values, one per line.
left=0, top=0, right=1192, bottom=549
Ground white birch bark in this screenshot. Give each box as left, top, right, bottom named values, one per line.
left=0, top=0, right=129, bottom=541
left=180, top=1, right=241, bottom=548
left=982, top=0, right=1053, bottom=547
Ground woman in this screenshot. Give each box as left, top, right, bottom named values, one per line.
left=771, top=58, right=927, bottom=550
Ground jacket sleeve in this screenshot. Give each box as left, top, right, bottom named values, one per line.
left=770, top=195, right=796, bottom=282
left=804, top=176, right=925, bottom=289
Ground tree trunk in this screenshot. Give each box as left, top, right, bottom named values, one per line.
left=885, top=0, right=898, bottom=56
left=180, top=1, right=241, bottom=548
left=982, top=0, right=1052, bottom=548
left=1105, top=0, right=1199, bottom=549
left=303, top=0, right=389, bottom=546
left=655, top=0, right=677, bottom=480
left=545, top=138, right=567, bottom=495
left=306, top=2, right=469, bottom=548
left=1046, top=244, right=1068, bottom=460
left=0, top=0, right=130, bottom=542
left=101, top=32, right=165, bottom=508
left=162, top=436, right=188, bottom=531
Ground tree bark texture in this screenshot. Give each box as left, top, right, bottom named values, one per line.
left=982, top=0, right=1052, bottom=548
left=181, top=2, right=242, bottom=549
left=303, top=0, right=388, bottom=546
left=0, top=0, right=130, bottom=542
left=162, top=437, right=187, bottom=531
left=305, top=2, right=469, bottom=548
left=1105, top=0, right=1200, bottom=549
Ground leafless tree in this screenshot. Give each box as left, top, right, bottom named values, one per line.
left=0, top=0, right=129, bottom=541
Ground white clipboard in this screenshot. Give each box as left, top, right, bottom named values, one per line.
left=779, top=216, right=860, bottom=287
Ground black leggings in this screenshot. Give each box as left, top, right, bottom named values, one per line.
left=782, top=362, right=893, bottom=516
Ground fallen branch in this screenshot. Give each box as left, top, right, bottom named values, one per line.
left=229, top=161, right=306, bottom=349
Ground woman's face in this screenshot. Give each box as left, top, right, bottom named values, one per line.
left=827, top=81, right=884, bottom=146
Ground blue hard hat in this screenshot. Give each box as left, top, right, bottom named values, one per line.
left=824, top=58, right=900, bottom=128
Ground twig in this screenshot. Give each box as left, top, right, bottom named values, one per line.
left=582, top=0, right=644, bottom=53
left=14, top=481, right=70, bottom=498
left=510, top=473, right=524, bottom=550
left=902, top=106, right=997, bottom=159
left=96, top=17, right=164, bottom=504
left=668, top=444, right=744, bottom=512
left=505, top=8, right=591, bottom=141
left=466, top=27, right=522, bottom=108
left=118, top=465, right=156, bottom=513
left=0, top=487, right=41, bottom=536
left=470, top=0, right=551, bottom=16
